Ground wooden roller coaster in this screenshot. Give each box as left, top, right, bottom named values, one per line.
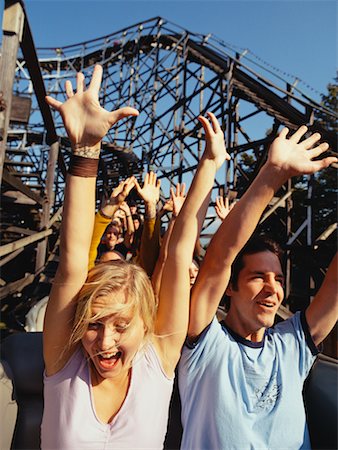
left=0, top=1, right=337, bottom=355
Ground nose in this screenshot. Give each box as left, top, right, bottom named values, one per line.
left=263, top=275, right=278, bottom=294
left=99, top=325, right=120, bottom=350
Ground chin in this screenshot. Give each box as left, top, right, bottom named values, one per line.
left=257, top=314, right=276, bottom=330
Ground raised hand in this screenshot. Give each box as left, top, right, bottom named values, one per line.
left=135, top=172, right=161, bottom=205
left=109, top=177, right=136, bottom=206
left=198, top=112, right=230, bottom=170
left=214, top=196, right=234, bottom=221
left=45, top=65, right=139, bottom=148
left=170, top=182, right=186, bottom=217
left=119, top=201, right=131, bottom=216
left=267, top=126, right=337, bottom=179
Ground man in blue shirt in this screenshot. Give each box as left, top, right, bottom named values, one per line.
left=178, top=125, right=337, bottom=450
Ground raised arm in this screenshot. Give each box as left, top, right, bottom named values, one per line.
left=306, top=252, right=338, bottom=346
left=88, top=177, right=136, bottom=270
left=134, top=171, right=161, bottom=275
left=43, top=65, right=139, bottom=375
left=189, top=126, right=337, bottom=338
left=155, top=112, right=230, bottom=375
left=151, top=183, right=186, bottom=298
left=119, top=201, right=135, bottom=247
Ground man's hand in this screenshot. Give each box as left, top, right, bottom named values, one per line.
left=135, top=172, right=161, bottom=205
left=267, top=126, right=337, bottom=180
left=198, top=112, right=230, bottom=170
left=45, top=65, right=139, bottom=148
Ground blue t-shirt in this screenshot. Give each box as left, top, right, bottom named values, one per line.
left=178, top=311, right=318, bottom=450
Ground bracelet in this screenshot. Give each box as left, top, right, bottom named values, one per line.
left=68, top=154, right=99, bottom=177
left=73, top=144, right=100, bottom=159
left=99, top=209, right=113, bottom=220
left=126, top=215, right=131, bottom=218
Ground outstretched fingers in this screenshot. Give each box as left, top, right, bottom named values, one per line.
left=88, top=65, right=103, bottom=96
left=108, top=107, right=139, bottom=126
left=178, top=182, right=186, bottom=197
left=207, top=111, right=222, bottom=133
left=308, top=142, right=330, bottom=159
left=198, top=115, right=214, bottom=138
left=308, top=155, right=338, bottom=172
left=65, top=80, right=74, bottom=98
left=45, top=96, right=62, bottom=111
left=288, top=125, right=308, bottom=143
left=76, top=72, right=85, bottom=94
left=301, top=132, right=321, bottom=149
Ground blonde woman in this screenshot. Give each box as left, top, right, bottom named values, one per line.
left=42, top=64, right=229, bottom=449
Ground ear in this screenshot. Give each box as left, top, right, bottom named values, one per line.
left=225, top=282, right=234, bottom=296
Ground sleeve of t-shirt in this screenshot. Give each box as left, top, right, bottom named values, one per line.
left=180, top=317, right=225, bottom=374
left=271, top=311, right=318, bottom=379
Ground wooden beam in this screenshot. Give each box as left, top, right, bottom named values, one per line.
left=0, top=247, right=24, bottom=267
left=36, top=141, right=59, bottom=271
left=2, top=168, right=45, bottom=205
left=0, top=228, right=53, bottom=257
left=48, top=205, right=63, bottom=228
left=0, top=272, right=35, bottom=300
left=277, top=304, right=293, bottom=320
left=4, top=226, right=35, bottom=235
left=0, top=0, right=24, bottom=183
left=10, top=95, right=32, bottom=123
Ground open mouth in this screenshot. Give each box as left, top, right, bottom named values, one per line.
left=98, top=351, right=122, bottom=369
left=257, top=301, right=275, bottom=308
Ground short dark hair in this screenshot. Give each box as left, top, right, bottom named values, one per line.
left=231, top=235, right=283, bottom=289
left=224, top=235, right=284, bottom=310
left=132, top=213, right=141, bottom=222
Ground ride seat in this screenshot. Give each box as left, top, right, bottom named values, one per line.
left=1, top=332, right=44, bottom=450
left=0, top=331, right=337, bottom=450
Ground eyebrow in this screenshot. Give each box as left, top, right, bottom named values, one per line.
left=250, top=270, right=284, bottom=278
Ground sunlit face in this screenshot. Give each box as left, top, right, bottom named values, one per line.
left=226, top=251, right=284, bottom=341
left=189, top=260, right=199, bottom=287
left=104, top=226, right=119, bottom=250
left=82, top=295, right=145, bottom=380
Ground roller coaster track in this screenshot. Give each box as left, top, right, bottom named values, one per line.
left=0, top=4, right=336, bottom=332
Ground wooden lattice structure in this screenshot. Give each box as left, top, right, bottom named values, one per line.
left=0, top=1, right=337, bottom=336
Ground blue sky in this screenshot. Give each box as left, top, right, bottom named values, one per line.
left=10, top=0, right=337, bottom=102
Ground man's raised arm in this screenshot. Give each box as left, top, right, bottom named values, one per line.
left=189, top=126, right=337, bottom=339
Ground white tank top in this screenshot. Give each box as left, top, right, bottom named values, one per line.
left=41, top=343, right=174, bottom=449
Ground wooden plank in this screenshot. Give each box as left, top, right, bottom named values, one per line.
left=277, top=304, right=293, bottom=320
left=36, top=141, right=59, bottom=271
left=0, top=228, right=53, bottom=257
left=4, top=226, right=35, bottom=235
left=10, top=95, right=32, bottom=123
left=48, top=206, right=63, bottom=228
left=0, top=0, right=24, bottom=183
left=2, top=190, right=37, bottom=205
left=5, top=159, right=34, bottom=167
left=0, top=273, right=35, bottom=300
left=2, top=168, right=44, bottom=204
left=0, top=248, right=24, bottom=267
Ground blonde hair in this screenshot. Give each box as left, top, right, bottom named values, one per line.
left=69, top=260, right=156, bottom=349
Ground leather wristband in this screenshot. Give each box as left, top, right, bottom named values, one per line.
left=68, top=154, right=99, bottom=177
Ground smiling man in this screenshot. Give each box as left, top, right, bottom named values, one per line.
left=178, top=126, right=338, bottom=450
